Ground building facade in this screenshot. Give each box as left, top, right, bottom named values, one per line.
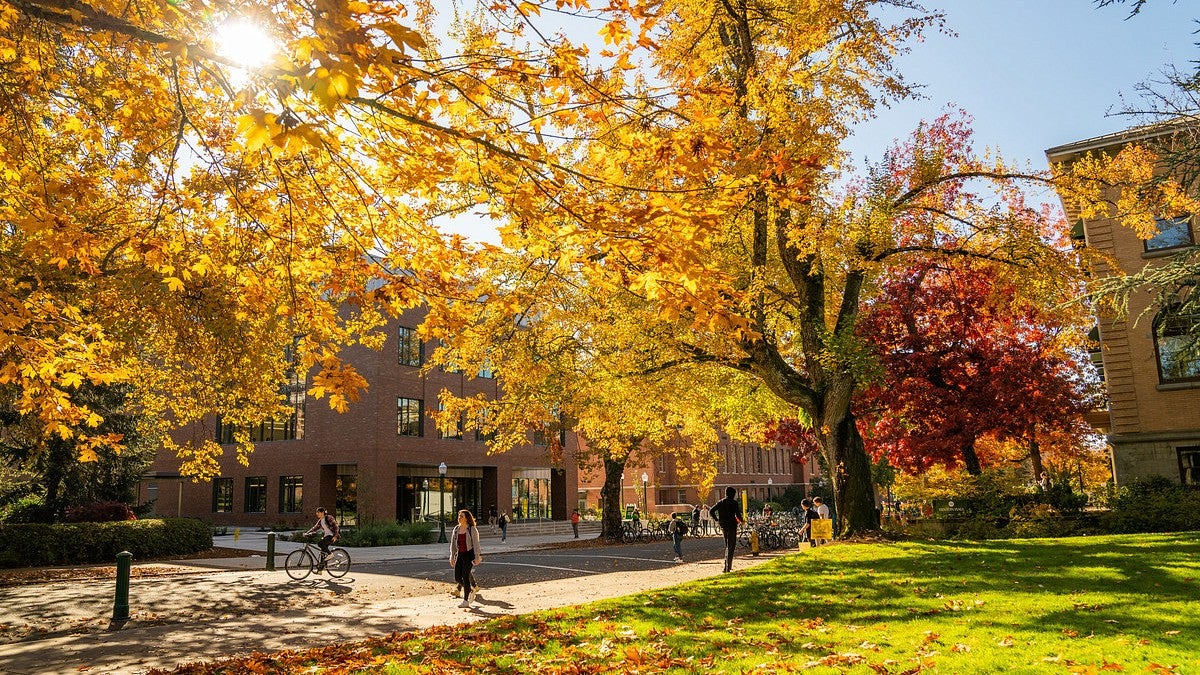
left=142, top=308, right=577, bottom=527
left=1048, top=129, right=1200, bottom=487
left=575, top=432, right=817, bottom=516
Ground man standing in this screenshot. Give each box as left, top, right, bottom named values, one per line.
left=571, top=508, right=581, bottom=539
left=690, top=504, right=701, bottom=537
left=669, top=513, right=686, bottom=563
left=488, top=504, right=498, bottom=533
left=710, top=487, right=743, bottom=573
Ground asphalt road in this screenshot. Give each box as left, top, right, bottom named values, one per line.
left=358, top=535, right=733, bottom=589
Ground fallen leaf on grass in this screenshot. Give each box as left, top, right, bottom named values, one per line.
left=1164, top=630, right=1180, bottom=636
left=950, top=643, right=970, bottom=653
left=997, top=636, right=1015, bottom=647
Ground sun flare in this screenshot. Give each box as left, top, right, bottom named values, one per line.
left=214, top=19, right=275, bottom=70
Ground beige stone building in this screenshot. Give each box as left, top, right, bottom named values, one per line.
left=1047, top=128, right=1200, bottom=487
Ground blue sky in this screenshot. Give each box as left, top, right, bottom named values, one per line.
left=846, top=1, right=1198, bottom=168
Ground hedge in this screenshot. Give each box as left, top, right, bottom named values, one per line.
left=0, top=518, right=213, bottom=568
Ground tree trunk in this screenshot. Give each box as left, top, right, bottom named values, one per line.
left=825, top=412, right=878, bottom=537
left=962, top=439, right=983, bottom=476
left=600, top=455, right=629, bottom=539
left=1028, top=435, right=1044, bottom=483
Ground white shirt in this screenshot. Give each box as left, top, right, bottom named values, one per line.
left=816, top=504, right=830, bottom=519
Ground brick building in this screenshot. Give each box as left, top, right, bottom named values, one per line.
left=575, top=433, right=817, bottom=516
left=1047, top=128, right=1200, bottom=487
left=141, top=308, right=577, bottom=527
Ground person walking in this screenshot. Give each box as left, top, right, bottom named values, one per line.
left=710, top=487, right=743, bottom=573
left=571, top=508, right=581, bottom=539
left=798, top=498, right=819, bottom=545
left=700, top=503, right=711, bottom=536
left=690, top=504, right=701, bottom=537
left=498, top=511, right=508, bottom=542
left=669, top=512, right=687, bottom=562
left=449, top=509, right=483, bottom=608
left=487, top=504, right=498, bottom=533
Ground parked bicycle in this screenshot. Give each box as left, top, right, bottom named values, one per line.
left=285, top=539, right=351, bottom=580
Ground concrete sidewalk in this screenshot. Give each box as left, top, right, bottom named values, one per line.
left=0, top=529, right=780, bottom=675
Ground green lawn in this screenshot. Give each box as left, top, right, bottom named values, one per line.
left=174, top=533, right=1200, bottom=673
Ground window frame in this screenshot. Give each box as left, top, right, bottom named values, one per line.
left=1179, top=446, right=1200, bottom=487
left=279, top=475, right=303, bottom=513
left=244, top=476, right=267, bottom=513
left=212, top=477, right=233, bottom=513
left=397, top=397, right=424, bottom=437
left=397, top=326, right=424, bottom=367
left=1153, top=306, right=1200, bottom=384
left=1144, top=215, right=1194, bottom=253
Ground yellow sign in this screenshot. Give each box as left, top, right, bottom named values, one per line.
left=810, top=518, right=833, bottom=541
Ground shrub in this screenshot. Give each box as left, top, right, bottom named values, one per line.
left=64, top=500, right=137, bottom=523
left=1102, top=476, right=1200, bottom=534
left=337, top=520, right=435, bottom=547
left=0, top=518, right=212, bottom=568
left=1, top=494, right=54, bottom=524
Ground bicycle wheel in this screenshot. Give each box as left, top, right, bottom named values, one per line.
left=285, top=549, right=315, bottom=580
left=326, top=548, right=351, bottom=578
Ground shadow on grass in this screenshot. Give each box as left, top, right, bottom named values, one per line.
left=606, top=533, right=1200, bottom=655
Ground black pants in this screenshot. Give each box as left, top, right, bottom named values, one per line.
left=318, top=535, right=334, bottom=555
left=454, top=552, right=475, bottom=600
left=720, top=525, right=737, bottom=572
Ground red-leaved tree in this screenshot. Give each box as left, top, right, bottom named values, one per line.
left=856, top=260, right=1095, bottom=477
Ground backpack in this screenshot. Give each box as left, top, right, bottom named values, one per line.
left=678, top=520, right=688, bottom=536
left=323, top=514, right=339, bottom=537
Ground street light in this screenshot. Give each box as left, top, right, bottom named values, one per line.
left=767, top=478, right=773, bottom=503
left=641, top=472, right=649, bottom=514
left=437, top=462, right=448, bottom=544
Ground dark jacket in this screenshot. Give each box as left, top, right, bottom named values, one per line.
left=711, top=496, right=741, bottom=529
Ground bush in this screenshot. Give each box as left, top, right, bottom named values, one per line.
left=0, top=518, right=212, bottom=568
left=1, top=494, right=54, bottom=524
left=1101, top=476, right=1200, bottom=534
left=64, top=500, right=137, bottom=523
left=336, top=520, right=435, bottom=547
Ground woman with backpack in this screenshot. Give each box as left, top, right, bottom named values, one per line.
left=669, top=513, right=687, bottom=563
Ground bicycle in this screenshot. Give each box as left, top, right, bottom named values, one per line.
left=285, top=540, right=351, bottom=580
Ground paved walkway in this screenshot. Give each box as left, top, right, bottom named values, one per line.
left=0, top=530, right=783, bottom=675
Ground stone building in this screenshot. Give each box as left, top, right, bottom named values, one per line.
left=1047, top=127, right=1200, bottom=487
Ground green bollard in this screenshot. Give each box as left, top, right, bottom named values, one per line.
left=266, top=532, right=276, bottom=571
left=113, top=551, right=131, bottom=623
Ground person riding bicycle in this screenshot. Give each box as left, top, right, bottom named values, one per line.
left=304, top=507, right=339, bottom=567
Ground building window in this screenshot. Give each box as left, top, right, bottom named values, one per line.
left=398, top=326, right=423, bottom=367
left=477, top=359, right=494, bottom=379
left=279, top=475, right=303, bottom=513
left=1145, top=215, right=1194, bottom=252
left=437, top=403, right=463, bottom=440
left=336, top=465, right=358, bottom=526
left=436, top=339, right=461, bottom=373
left=397, top=397, right=423, bottom=436
left=244, top=476, right=267, bottom=513
left=1154, top=307, right=1200, bottom=383
left=213, top=478, right=233, bottom=513
left=214, top=385, right=305, bottom=444
left=1178, top=446, right=1200, bottom=486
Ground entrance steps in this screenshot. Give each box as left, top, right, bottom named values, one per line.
left=478, top=520, right=601, bottom=539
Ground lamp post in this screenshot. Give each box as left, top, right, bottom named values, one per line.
left=641, top=472, right=648, bottom=514
left=437, top=462, right=448, bottom=544
left=767, top=478, right=773, bottom=503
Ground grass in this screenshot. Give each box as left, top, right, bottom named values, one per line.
left=166, top=532, right=1200, bottom=673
